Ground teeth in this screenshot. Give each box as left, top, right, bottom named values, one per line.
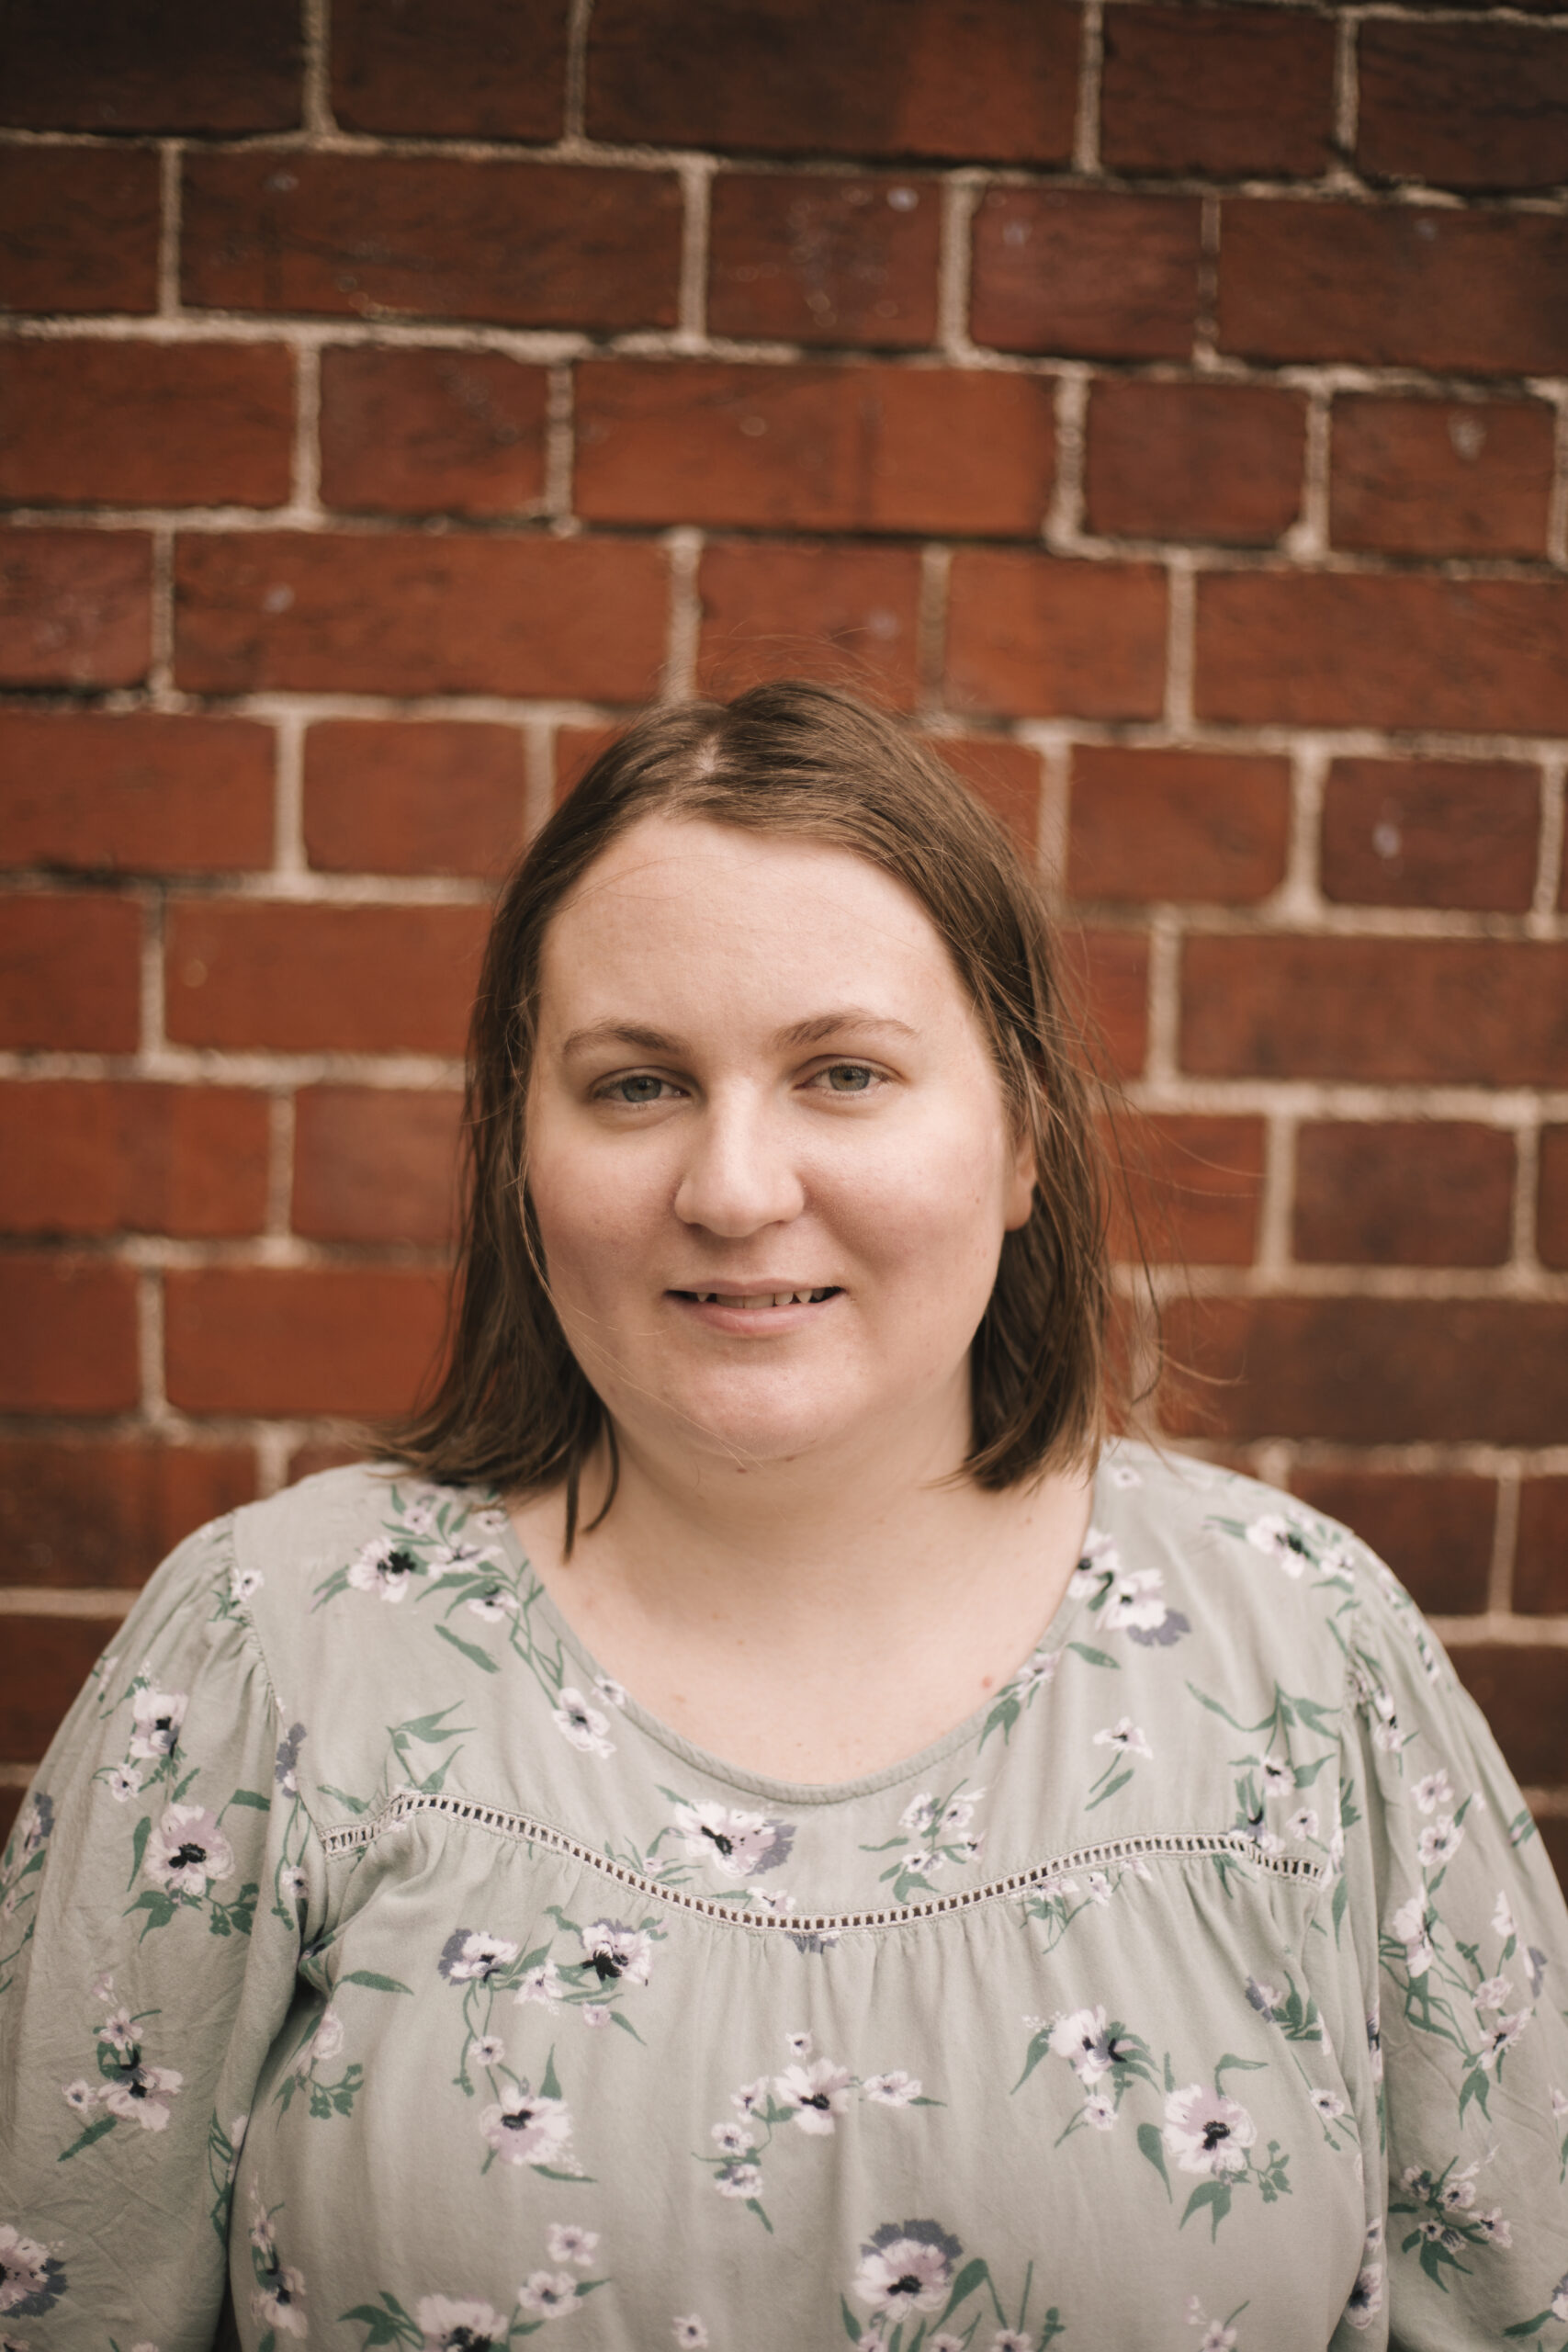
left=694, top=1288, right=834, bottom=1308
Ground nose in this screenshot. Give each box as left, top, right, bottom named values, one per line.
left=672, top=1087, right=807, bottom=1238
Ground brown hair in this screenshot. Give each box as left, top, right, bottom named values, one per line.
left=388, top=680, right=1137, bottom=1532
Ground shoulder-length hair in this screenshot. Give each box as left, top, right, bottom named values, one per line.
left=388, top=679, right=1136, bottom=1532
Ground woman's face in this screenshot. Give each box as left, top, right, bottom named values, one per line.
left=525, top=815, right=1036, bottom=1477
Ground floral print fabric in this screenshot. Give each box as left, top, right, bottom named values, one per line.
left=2, top=1444, right=1566, bottom=2350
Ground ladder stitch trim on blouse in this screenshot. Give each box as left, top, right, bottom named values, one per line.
left=320, top=1790, right=1327, bottom=1931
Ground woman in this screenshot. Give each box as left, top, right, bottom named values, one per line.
left=3, top=683, right=1564, bottom=2351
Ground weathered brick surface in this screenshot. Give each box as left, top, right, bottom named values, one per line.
left=303, top=720, right=527, bottom=877
left=3, top=0, right=301, bottom=132
left=1292, top=1122, right=1516, bottom=1267
left=553, top=724, right=621, bottom=808
left=164, top=901, right=489, bottom=1055
left=318, top=349, right=548, bottom=518
left=0, top=529, right=152, bottom=687
left=0, top=1082, right=270, bottom=1237
left=1100, top=6, right=1337, bottom=179
left=1067, top=747, right=1290, bottom=904
left=0, top=713, right=275, bottom=876
left=183, top=155, right=683, bottom=332
left=1218, top=201, right=1568, bottom=377
left=1083, top=380, right=1305, bottom=548
left=0, top=1438, right=256, bottom=1589
left=586, top=0, right=1081, bottom=163
left=1320, top=758, right=1541, bottom=914
left=695, top=538, right=923, bottom=707
left=1196, top=573, right=1568, bottom=735
left=175, top=532, right=668, bottom=700
left=576, top=362, right=1055, bottom=537
left=0, top=341, right=295, bottom=510
left=1288, top=1468, right=1495, bottom=1618
left=1112, top=1112, right=1265, bottom=1267
left=292, top=1087, right=464, bottom=1245
left=1539, top=1127, right=1568, bottom=1272
left=1358, top=22, right=1568, bottom=194
left=1066, top=930, right=1150, bottom=1081
left=946, top=551, right=1168, bottom=720
left=1516, top=1479, right=1568, bottom=1616
left=331, top=0, right=569, bottom=141
left=925, top=736, right=1043, bottom=849
left=1449, top=1647, right=1568, bottom=1789
left=1, top=1619, right=124, bottom=1761
left=971, top=190, right=1201, bottom=360
left=164, top=1267, right=448, bottom=1416
left=0, top=147, right=161, bottom=313
left=0, top=1256, right=140, bottom=1415
left=0, top=895, right=142, bottom=1052
left=1329, top=396, right=1555, bottom=560
left=1181, top=939, right=1568, bottom=1086
left=708, top=172, right=941, bottom=348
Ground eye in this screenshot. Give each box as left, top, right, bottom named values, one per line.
left=597, top=1072, right=678, bottom=1106
left=812, top=1062, right=878, bottom=1095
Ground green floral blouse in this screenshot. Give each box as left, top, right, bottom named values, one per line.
left=3, top=1445, right=1566, bottom=2352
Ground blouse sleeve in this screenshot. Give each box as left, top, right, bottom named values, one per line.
left=1330, top=1551, right=1568, bottom=2349
left=0, top=1512, right=322, bottom=2349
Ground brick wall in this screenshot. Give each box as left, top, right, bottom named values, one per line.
left=3, top=0, right=1567, bottom=1865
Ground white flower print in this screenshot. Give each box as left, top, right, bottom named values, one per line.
left=1258, top=1755, right=1292, bottom=1795
left=712, top=2120, right=755, bottom=2154
left=1048, top=2007, right=1122, bottom=2086
left=439, top=1929, right=520, bottom=1984
left=0, top=2223, right=62, bottom=2318
left=515, top=1961, right=565, bottom=2007
left=672, top=1800, right=795, bottom=1880
left=1244, top=1513, right=1313, bottom=1575
left=733, top=2076, right=769, bottom=2116
left=713, top=2160, right=762, bottom=2199
left=1473, top=2209, right=1512, bottom=2246
left=1391, top=1894, right=1435, bottom=1978
left=467, top=1587, right=520, bottom=1623
left=1417, top=1815, right=1463, bottom=1869
left=902, top=1847, right=940, bottom=1873
left=581, top=2005, right=612, bottom=2029
left=1494, top=1891, right=1517, bottom=1941
left=1551, top=2273, right=1568, bottom=2324
left=1482, top=2011, right=1532, bottom=2070
left=129, top=1686, right=186, bottom=1761
left=278, top=1865, right=308, bottom=1902
left=104, top=1763, right=138, bottom=1803
left=145, top=1804, right=234, bottom=1899
left=1286, top=1807, right=1319, bottom=1842
left=581, top=1918, right=653, bottom=1988
left=592, top=1674, right=628, bottom=1710
left=547, top=2225, right=597, bottom=2267
left=231, top=1564, right=264, bottom=1603
left=1472, top=1974, right=1510, bottom=2013
left=1103, top=1568, right=1186, bottom=1644
left=1162, top=2084, right=1257, bottom=2177
left=993, top=2333, right=1034, bottom=2352
left=939, top=1790, right=984, bottom=1835
left=1344, top=2267, right=1383, bottom=2330
left=552, top=1688, right=615, bottom=1757
left=417, top=2297, right=511, bottom=2351
left=672, top=2321, right=708, bottom=2349
left=253, top=2264, right=308, bottom=2337
left=296, top=2005, right=343, bottom=2076
left=517, top=2271, right=578, bottom=2317
left=345, top=1535, right=423, bottom=1601
left=100, top=2060, right=183, bottom=2130
left=401, top=1492, right=443, bottom=1537
left=1094, top=1718, right=1153, bottom=1761
left=1012, top=1646, right=1057, bottom=1696
left=1083, top=2091, right=1117, bottom=2131
left=776, top=2057, right=852, bottom=2134
left=1311, top=2089, right=1346, bottom=2122
left=100, top=2005, right=137, bottom=2053
left=479, top=2082, right=574, bottom=2167
left=470, top=2034, right=505, bottom=2067
left=1413, top=1770, right=1454, bottom=1816
left=785, top=2031, right=812, bottom=2056
left=62, top=2077, right=96, bottom=2112
left=1108, top=1459, right=1144, bottom=1487
left=863, top=2071, right=922, bottom=2106
left=900, top=1792, right=938, bottom=1834
left=853, top=2221, right=963, bottom=2317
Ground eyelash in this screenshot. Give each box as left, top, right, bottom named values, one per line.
left=593, top=1062, right=885, bottom=1106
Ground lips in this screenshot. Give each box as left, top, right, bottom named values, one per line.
left=671, top=1286, right=840, bottom=1309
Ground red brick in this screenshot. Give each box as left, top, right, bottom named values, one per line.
left=947, top=550, right=1168, bottom=721
left=183, top=154, right=681, bottom=333
left=165, top=901, right=487, bottom=1057
left=0, top=1083, right=269, bottom=1238
left=1112, top=1112, right=1265, bottom=1267
left=1330, top=395, right=1554, bottom=560
left=303, top=720, right=527, bottom=878
left=1541, top=1821, right=1568, bottom=1894
left=0, top=343, right=294, bottom=511
left=708, top=173, right=941, bottom=347
left=695, top=539, right=923, bottom=707
left=971, top=189, right=1201, bottom=360
left=1065, top=928, right=1149, bottom=1081
left=1084, top=381, right=1304, bottom=547
left=4, top=0, right=301, bottom=131
left=174, top=532, right=667, bottom=701
left=0, top=148, right=161, bottom=314
left=0, top=1791, right=21, bottom=1846
left=1182, top=937, right=1568, bottom=1087
left=0, top=1437, right=256, bottom=1589
left=1101, top=5, right=1336, bottom=178
left=1290, top=1468, right=1495, bottom=1617
left=287, top=1441, right=365, bottom=1484
left=576, top=361, right=1055, bottom=537
left=165, top=1267, right=448, bottom=1416
left=293, top=1087, right=463, bottom=1246
left=1517, top=1479, right=1568, bottom=1614
left=1218, top=200, right=1568, bottom=377
left=1449, top=1647, right=1568, bottom=1790
left=0, top=1256, right=139, bottom=1414
left=331, top=0, right=569, bottom=139
left=1293, top=1122, right=1515, bottom=1268
left=1195, top=572, right=1568, bottom=735
left=554, top=724, right=621, bottom=808
left=1166, top=1295, right=1568, bottom=1448
left=318, top=349, right=548, bottom=519
left=0, top=713, right=275, bottom=876
left=586, top=0, right=1080, bottom=164
left=1068, top=746, right=1289, bottom=904
left=1320, top=758, right=1540, bottom=913
left=0, top=529, right=151, bottom=687
left=1, top=1619, right=124, bottom=1764
left=924, top=737, right=1043, bottom=850
left=1359, top=22, right=1568, bottom=193
left=0, top=896, right=141, bottom=1052
left=1540, top=1125, right=1568, bottom=1271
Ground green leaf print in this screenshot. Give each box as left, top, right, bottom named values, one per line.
left=1137, top=2120, right=1172, bottom=2197
left=434, top=1622, right=502, bottom=1674
left=1181, top=2177, right=1232, bottom=2237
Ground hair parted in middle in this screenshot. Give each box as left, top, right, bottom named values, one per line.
left=388, top=679, right=1151, bottom=1540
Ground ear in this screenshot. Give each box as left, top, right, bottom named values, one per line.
left=1003, top=1120, right=1037, bottom=1231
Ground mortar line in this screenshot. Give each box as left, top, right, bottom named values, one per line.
left=937, top=173, right=982, bottom=358
left=1073, top=0, right=1104, bottom=176
left=563, top=0, right=593, bottom=144
left=272, top=707, right=308, bottom=876
left=661, top=526, right=703, bottom=700
left=265, top=1088, right=297, bottom=1239
left=676, top=155, right=715, bottom=345
left=301, top=0, right=334, bottom=136
left=1488, top=1464, right=1521, bottom=1614
left=157, top=141, right=183, bottom=315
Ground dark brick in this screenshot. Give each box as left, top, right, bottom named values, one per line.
left=0, top=529, right=152, bottom=688
left=0, top=148, right=161, bottom=314
left=947, top=550, right=1168, bottom=720
left=1068, top=746, right=1290, bottom=905
left=1320, top=758, right=1540, bottom=913
left=292, top=1087, right=464, bottom=1246
left=708, top=171, right=941, bottom=347
left=1517, top=1479, right=1568, bottom=1615
left=1084, top=380, right=1305, bottom=546
left=0, top=1437, right=256, bottom=1589
left=318, top=348, right=548, bottom=518
left=1101, top=5, right=1336, bottom=179
left=972, top=188, right=1201, bottom=359
left=1330, top=395, right=1554, bottom=560
left=183, top=153, right=682, bottom=333
left=165, top=1267, right=449, bottom=1416
left=695, top=538, right=923, bottom=707
left=165, top=900, right=488, bottom=1056
left=0, top=896, right=141, bottom=1052
left=587, top=0, right=1080, bottom=164
left=1290, top=1468, right=1495, bottom=1617
left=0, top=342, right=294, bottom=510
left=1111, top=1111, right=1265, bottom=1267
left=0, top=1082, right=270, bottom=1238
left=303, top=720, right=527, bottom=877
left=0, top=1257, right=139, bottom=1415
left=1538, top=1820, right=1568, bottom=1895
left=1, top=1618, right=123, bottom=1763
left=2, top=0, right=301, bottom=131
left=0, top=713, right=275, bottom=876
left=1539, top=1126, right=1568, bottom=1271
left=331, top=0, right=569, bottom=139
left=1359, top=21, right=1568, bottom=193
left=1449, top=1646, right=1568, bottom=1789
left=1293, top=1122, right=1516, bottom=1267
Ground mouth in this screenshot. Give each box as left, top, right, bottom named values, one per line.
left=669, top=1286, right=840, bottom=1310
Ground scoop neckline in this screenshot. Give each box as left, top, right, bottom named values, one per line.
left=484, top=1449, right=1124, bottom=1809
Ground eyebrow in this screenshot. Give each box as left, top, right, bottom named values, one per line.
left=558, top=1009, right=919, bottom=1059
